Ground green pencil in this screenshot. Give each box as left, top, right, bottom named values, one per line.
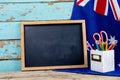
left=100, top=42, right=104, bottom=51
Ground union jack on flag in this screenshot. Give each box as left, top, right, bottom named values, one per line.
left=76, top=0, right=120, bottom=21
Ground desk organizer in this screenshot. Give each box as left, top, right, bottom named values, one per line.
left=90, top=50, right=115, bottom=73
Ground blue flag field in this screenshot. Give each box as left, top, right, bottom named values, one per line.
left=57, top=0, right=120, bottom=76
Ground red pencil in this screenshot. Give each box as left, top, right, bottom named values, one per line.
left=108, top=42, right=116, bottom=50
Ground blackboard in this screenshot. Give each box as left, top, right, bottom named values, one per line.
left=21, top=20, right=88, bottom=71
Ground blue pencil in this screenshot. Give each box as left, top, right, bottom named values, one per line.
left=95, top=42, right=100, bottom=50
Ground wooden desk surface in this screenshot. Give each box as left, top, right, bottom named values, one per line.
left=0, top=71, right=119, bottom=80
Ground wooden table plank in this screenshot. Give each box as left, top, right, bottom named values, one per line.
left=0, top=71, right=119, bottom=80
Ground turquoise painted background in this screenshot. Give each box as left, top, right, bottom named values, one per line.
left=0, top=0, right=74, bottom=72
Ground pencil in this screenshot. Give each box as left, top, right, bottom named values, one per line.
left=108, top=42, right=116, bottom=50
left=100, top=42, right=104, bottom=51
left=95, top=42, right=100, bottom=50
left=105, top=42, right=108, bottom=50
left=87, top=41, right=93, bottom=50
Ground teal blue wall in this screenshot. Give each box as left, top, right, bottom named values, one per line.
left=0, top=0, right=73, bottom=72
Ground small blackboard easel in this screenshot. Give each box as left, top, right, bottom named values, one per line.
left=21, top=20, right=88, bottom=71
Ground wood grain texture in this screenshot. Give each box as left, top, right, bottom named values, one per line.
left=0, top=2, right=73, bottom=22
left=0, top=40, right=20, bottom=60
left=0, top=71, right=120, bottom=80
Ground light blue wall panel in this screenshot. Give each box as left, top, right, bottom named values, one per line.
left=0, top=1, right=74, bottom=72
left=0, top=2, right=73, bottom=40
left=0, top=40, right=20, bottom=59
left=0, top=0, right=72, bottom=3
left=0, top=2, right=73, bottom=22
left=0, top=0, right=55, bottom=2
left=0, top=22, right=20, bottom=40
left=0, top=60, right=21, bottom=72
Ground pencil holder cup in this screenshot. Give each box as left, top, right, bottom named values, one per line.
left=90, top=50, right=115, bottom=73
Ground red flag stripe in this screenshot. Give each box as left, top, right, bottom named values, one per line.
left=109, top=0, right=119, bottom=21
left=76, top=0, right=83, bottom=5
left=95, top=0, right=107, bottom=15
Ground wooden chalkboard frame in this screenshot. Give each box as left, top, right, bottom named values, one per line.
left=21, top=20, right=88, bottom=71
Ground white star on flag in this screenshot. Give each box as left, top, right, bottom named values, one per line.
left=108, top=35, right=118, bottom=45
left=118, top=63, right=120, bottom=67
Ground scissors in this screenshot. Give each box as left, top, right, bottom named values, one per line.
left=93, top=30, right=108, bottom=50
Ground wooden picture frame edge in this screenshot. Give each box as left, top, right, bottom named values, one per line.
left=21, top=23, right=26, bottom=70
left=21, top=20, right=88, bottom=71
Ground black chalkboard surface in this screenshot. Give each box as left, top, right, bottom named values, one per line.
left=21, top=20, right=88, bottom=71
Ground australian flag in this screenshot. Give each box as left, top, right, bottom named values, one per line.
left=71, top=0, right=120, bottom=76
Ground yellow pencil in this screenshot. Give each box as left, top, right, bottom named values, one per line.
left=105, top=42, right=108, bottom=50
